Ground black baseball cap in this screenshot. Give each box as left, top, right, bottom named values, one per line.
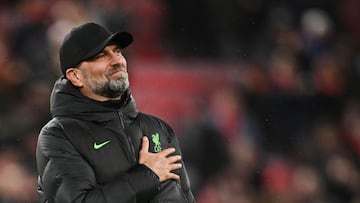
left=59, top=22, right=133, bottom=76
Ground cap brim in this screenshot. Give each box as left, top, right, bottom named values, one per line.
left=83, top=32, right=133, bottom=61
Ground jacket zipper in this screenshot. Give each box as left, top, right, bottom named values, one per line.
left=117, top=111, right=137, bottom=164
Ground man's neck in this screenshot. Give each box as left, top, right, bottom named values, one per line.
left=80, top=88, right=122, bottom=102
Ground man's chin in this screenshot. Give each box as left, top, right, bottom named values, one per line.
left=108, top=79, right=129, bottom=92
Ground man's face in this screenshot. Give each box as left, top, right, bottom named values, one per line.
left=78, top=44, right=129, bottom=99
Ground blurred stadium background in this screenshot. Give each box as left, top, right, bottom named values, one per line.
left=1, top=0, right=360, bottom=202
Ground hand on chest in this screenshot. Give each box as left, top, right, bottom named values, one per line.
left=68, top=119, right=177, bottom=183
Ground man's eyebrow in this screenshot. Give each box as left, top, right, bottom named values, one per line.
left=85, top=50, right=104, bottom=61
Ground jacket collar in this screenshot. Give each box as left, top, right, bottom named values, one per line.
left=50, top=77, right=138, bottom=123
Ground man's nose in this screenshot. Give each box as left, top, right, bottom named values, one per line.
left=109, top=51, right=126, bottom=65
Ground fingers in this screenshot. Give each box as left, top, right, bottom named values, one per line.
left=140, top=136, right=149, bottom=153
left=160, top=147, right=176, bottom=156
left=167, top=155, right=182, bottom=164
left=169, top=163, right=182, bottom=171
left=164, top=156, right=182, bottom=181
left=138, top=136, right=182, bottom=182
left=167, top=173, right=180, bottom=181
left=159, top=167, right=181, bottom=182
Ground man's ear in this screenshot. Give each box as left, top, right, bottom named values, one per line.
left=66, top=68, right=83, bottom=87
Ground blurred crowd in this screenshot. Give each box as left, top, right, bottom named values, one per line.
left=1, top=0, right=360, bottom=202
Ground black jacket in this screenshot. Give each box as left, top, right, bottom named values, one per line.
left=36, top=77, right=195, bottom=203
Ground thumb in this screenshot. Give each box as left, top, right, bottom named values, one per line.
left=140, top=136, right=149, bottom=153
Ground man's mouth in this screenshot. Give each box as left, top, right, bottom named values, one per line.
left=108, top=68, right=126, bottom=77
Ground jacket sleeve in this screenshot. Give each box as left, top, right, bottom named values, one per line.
left=174, top=137, right=196, bottom=202
left=164, top=123, right=195, bottom=203
left=36, top=121, right=160, bottom=203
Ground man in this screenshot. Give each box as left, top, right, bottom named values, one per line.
left=36, top=22, right=195, bottom=203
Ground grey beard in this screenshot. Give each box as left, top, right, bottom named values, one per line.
left=94, top=78, right=129, bottom=99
